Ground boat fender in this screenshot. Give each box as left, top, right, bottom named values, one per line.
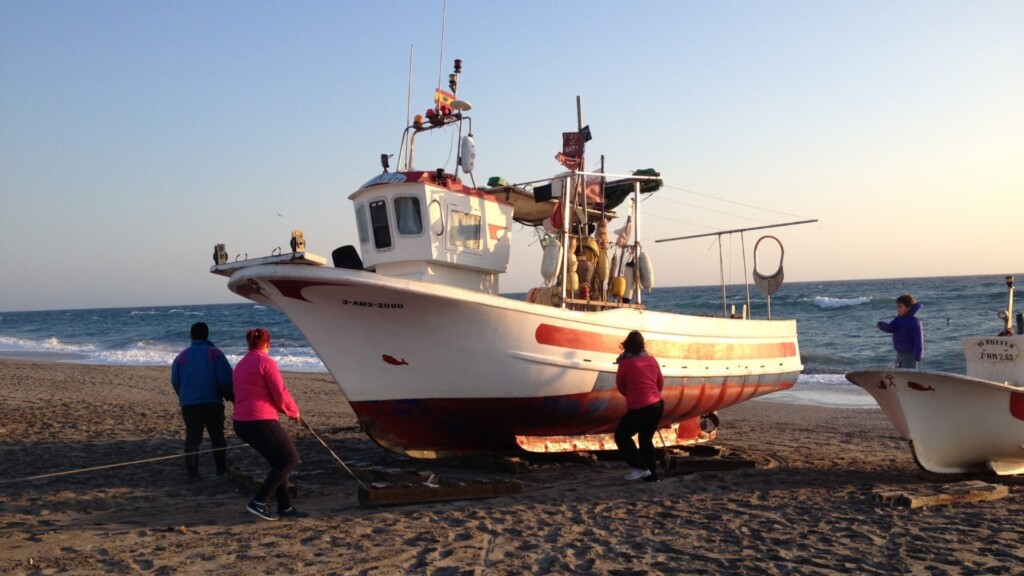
left=459, top=135, right=476, bottom=173
left=624, top=263, right=636, bottom=301
left=566, top=252, right=579, bottom=291
left=638, top=250, right=654, bottom=291
left=610, top=276, right=626, bottom=299
left=566, top=270, right=580, bottom=292
left=597, top=249, right=610, bottom=283
left=541, top=239, right=562, bottom=284
left=577, top=260, right=595, bottom=284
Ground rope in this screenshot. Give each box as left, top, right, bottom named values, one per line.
left=4, top=420, right=369, bottom=491
left=298, top=417, right=369, bottom=491
left=0, top=444, right=248, bottom=484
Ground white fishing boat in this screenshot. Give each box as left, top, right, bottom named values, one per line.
left=846, top=276, right=1024, bottom=475
left=211, top=60, right=805, bottom=458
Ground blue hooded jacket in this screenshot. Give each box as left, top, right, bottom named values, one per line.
left=877, top=302, right=924, bottom=362
left=171, top=339, right=234, bottom=406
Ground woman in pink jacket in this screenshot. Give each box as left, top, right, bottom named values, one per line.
left=614, top=330, right=665, bottom=482
left=232, top=328, right=305, bottom=521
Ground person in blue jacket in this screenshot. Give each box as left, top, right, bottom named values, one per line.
left=876, top=294, right=924, bottom=368
left=171, top=322, right=234, bottom=480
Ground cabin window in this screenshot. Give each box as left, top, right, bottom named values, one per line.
left=355, top=204, right=369, bottom=245
left=369, top=200, right=392, bottom=250
left=448, top=209, right=481, bottom=250
left=394, top=196, right=423, bottom=236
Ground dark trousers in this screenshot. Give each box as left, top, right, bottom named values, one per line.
left=233, top=419, right=300, bottom=512
left=181, top=403, right=227, bottom=476
left=614, top=400, right=665, bottom=474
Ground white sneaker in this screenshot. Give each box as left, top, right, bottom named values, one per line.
left=624, top=468, right=652, bottom=481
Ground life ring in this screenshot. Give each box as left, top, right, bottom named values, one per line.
left=753, top=236, right=785, bottom=298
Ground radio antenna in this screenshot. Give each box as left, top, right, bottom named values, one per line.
left=405, top=44, right=414, bottom=162
left=436, top=0, right=447, bottom=93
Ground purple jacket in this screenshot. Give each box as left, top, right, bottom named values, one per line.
left=877, top=302, right=924, bottom=361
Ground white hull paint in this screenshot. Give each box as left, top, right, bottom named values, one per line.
left=227, top=263, right=802, bottom=456
left=846, top=336, right=1024, bottom=475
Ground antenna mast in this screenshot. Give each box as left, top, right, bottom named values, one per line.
left=436, top=0, right=447, bottom=93
left=404, top=44, right=414, bottom=166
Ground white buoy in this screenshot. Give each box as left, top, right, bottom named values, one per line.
left=459, top=135, right=476, bottom=173
left=541, top=239, right=562, bottom=283
left=638, top=251, right=655, bottom=291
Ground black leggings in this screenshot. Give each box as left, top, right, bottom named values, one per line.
left=232, top=419, right=300, bottom=511
left=614, top=400, right=665, bottom=474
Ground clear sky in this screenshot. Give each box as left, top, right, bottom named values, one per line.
left=1, top=1, right=1021, bottom=312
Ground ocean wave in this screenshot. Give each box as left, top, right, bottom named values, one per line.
left=754, top=373, right=878, bottom=409
left=813, top=296, right=872, bottom=309
left=0, top=335, right=97, bottom=355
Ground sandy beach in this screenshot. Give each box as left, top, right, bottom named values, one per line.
left=1, top=359, right=1021, bottom=575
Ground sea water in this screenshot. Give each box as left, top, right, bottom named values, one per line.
left=1, top=274, right=1019, bottom=409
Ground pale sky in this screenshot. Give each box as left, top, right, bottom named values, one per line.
left=1, top=1, right=1021, bottom=312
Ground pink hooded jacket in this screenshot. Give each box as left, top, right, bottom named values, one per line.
left=232, top=350, right=300, bottom=421
left=615, top=353, right=664, bottom=410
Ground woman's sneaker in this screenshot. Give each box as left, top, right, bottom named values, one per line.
left=278, top=506, right=309, bottom=519
left=246, top=499, right=278, bottom=521
left=624, top=468, right=652, bottom=481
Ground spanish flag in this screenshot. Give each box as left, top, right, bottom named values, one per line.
left=434, top=88, right=455, bottom=111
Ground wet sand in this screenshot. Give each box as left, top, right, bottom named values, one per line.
left=1, top=359, right=1021, bottom=574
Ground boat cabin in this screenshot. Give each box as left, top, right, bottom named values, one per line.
left=350, top=170, right=513, bottom=294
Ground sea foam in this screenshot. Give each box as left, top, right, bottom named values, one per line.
left=813, top=296, right=871, bottom=309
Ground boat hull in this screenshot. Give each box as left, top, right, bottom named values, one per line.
left=229, top=264, right=802, bottom=457
left=846, top=368, right=1024, bottom=475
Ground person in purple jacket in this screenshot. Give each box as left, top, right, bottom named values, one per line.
left=876, top=294, right=924, bottom=368
left=171, top=322, right=234, bottom=480
left=614, top=330, right=665, bottom=483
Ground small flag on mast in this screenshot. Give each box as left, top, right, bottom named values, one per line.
left=434, top=89, right=456, bottom=113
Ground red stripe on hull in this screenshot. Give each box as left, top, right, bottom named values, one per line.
left=534, top=323, right=796, bottom=360
left=349, top=375, right=798, bottom=456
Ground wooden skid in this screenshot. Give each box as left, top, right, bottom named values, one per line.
left=664, top=447, right=753, bottom=475
left=666, top=457, right=756, bottom=474
left=874, top=481, right=1010, bottom=509
left=358, top=478, right=523, bottom=506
